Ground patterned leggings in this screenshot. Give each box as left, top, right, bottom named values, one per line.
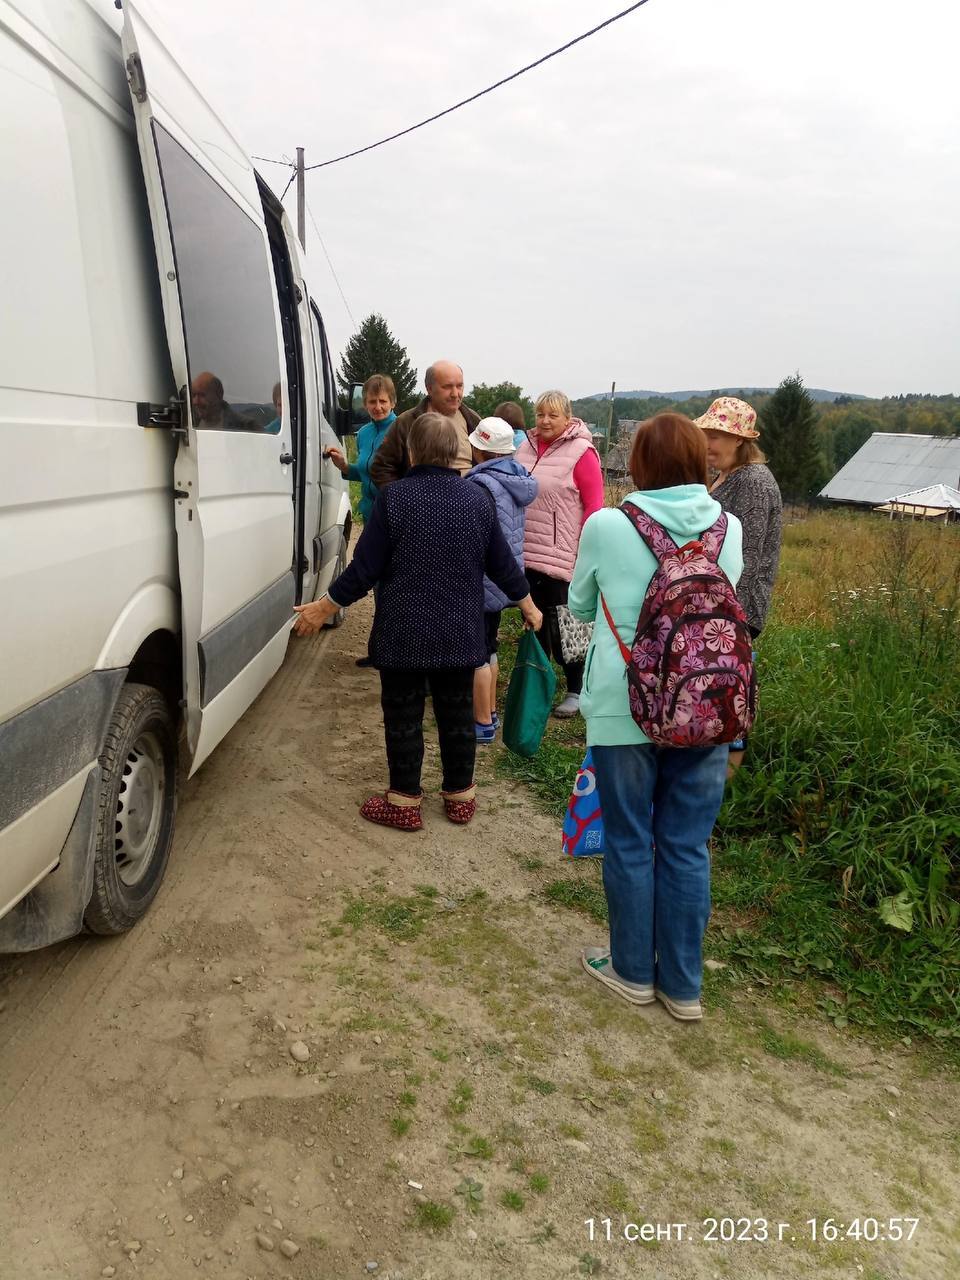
left=379, top=669, right=476, bottom=795
left=526, top=568, right=583, bottom=695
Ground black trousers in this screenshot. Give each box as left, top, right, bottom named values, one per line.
left=379, top=668, right=476, bottom=795
left=525, top=568, right=584, bottom=696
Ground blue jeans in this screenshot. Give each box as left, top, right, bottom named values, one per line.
left=592, top=744, right=729, bottom=1001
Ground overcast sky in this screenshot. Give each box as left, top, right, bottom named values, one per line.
left=145, top=0, right=958, bottom=399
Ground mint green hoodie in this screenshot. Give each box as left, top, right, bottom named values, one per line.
left=568, top=486, right=744, bottom=747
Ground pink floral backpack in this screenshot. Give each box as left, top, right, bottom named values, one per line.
left=600, top=502, right=755, bottom=747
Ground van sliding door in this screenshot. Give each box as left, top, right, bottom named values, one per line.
left=122, top=2, right=295, bottom=773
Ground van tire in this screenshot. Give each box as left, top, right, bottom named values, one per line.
left=324, top=532, right=348, bottom=628
left=84, top=683, right=178, bottom=936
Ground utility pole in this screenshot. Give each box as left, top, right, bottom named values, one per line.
left=296, top=147, right=306, bottom=250
left=602, top=380, right=616, bottom=488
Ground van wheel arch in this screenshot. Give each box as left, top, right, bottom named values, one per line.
left=324, top=524, right=349, bottom=628
left=127, top=629, right=181, bottom=716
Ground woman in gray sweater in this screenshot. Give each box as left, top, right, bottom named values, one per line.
left=695, top=397, right=783, bottom=772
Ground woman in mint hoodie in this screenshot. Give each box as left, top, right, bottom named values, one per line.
left=568, top=414, right=743, bottom=1022
left=325, top=374, right=398, bottom=666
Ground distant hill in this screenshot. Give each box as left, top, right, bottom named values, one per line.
left=581, top=387, right=866, bottom=404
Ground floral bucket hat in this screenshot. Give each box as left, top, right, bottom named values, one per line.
left=694, top=396, right=760, bottom=439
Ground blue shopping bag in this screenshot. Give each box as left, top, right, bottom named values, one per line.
left=561, top=748, right=605, bottom=857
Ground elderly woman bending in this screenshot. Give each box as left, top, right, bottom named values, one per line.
left=294, top=413, right=542, bottom=830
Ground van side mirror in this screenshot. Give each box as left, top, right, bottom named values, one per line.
left=349, top=383, right=370, bottom=429
left=335, top=382, right=369, bottom=436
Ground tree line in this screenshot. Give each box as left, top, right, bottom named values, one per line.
left=574, top=387, right=960, bottom=502
left=337, top=313, right=959, bottom=504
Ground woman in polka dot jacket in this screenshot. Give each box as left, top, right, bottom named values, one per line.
left=294, top=413, right=543, bottom=829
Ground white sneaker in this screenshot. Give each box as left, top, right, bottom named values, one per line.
left=655, top=989, right=703, bottom=1021
left=581, top=948, right=655, bottom=1005
left=552, top=693, right=580, bottom=719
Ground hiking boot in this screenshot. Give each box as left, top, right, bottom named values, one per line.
left=552, top=693, right=580, bottom=719
left=655, top=989, right=703, bottom=1021
left=475, top=721, right=496, bottom=744
left=442, top=785, right=477, bottom=825
left=359, top=790, right=423, bottom=832
left=581, top=947, right=655, bottom=1005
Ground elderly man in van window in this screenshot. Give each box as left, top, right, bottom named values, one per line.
left=190, top=370, right=259, bottom=431
left=369, top=360, right=480, bottom=485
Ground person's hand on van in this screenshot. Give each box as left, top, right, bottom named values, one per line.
left=519, top=596, right=543, bottom=632
left=293, top=595, right=338, bottom=636
left=324, top=446, right=349, bottom=475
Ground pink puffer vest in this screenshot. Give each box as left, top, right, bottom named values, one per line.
left=516, top=419, right=597, bottom=582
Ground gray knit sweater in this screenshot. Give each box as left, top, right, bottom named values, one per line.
left=710, top=464, right=783, bottom=633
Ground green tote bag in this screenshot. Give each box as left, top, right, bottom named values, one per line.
left=503, top=630, right=557, bottom=758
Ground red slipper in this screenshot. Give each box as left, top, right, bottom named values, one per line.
left=441, top=785, right=477, bottom=825
left=360, top=791, right=423, bottom=831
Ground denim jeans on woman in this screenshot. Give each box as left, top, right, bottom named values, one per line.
left=591, top=743, right=729, bottom=1001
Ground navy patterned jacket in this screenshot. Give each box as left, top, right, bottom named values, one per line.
left=328, top=466, right=529, bottom=670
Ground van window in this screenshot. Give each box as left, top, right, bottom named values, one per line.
left=153, top=123, right=280, bottom=432
left=309, top=303, right=334, bottom=424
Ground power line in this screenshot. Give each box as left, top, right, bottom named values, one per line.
left=253, top=1, right=652, bottom=175
left=306, top=0, right=652, bottom=170
left=279, top=169, right=297, bottom=202
left=304, top=197, right=358, bottom=330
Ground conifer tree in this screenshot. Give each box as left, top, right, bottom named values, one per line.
left=336, top=314, right=418, bottom=410
left=465, top=381, right=535, bottom=430
left=760, top=374, right=828, bottom=501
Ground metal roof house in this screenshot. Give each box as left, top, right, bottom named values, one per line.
left=603, top=443, right=631, bottom=478
left=820, top=434, right=960, bottom=508
left=876, top=484, right=960, bottom=523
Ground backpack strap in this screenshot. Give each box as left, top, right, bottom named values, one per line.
left=599, top=593, right=633, bottom=666
left=697, top=512, right=728, bottom=563
left=619, top=501, right=678, bottom=564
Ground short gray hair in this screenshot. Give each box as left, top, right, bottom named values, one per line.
left=424, top=361, right=463, bottom=391
left=408, top=412, right=459, bottom=468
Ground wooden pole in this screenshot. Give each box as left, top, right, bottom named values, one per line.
left=296, top=147, right=306, bottom=250
left=602, top=380, right=615, bottom=488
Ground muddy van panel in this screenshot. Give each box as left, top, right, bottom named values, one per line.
left=0, top=2, right=175, bottom=923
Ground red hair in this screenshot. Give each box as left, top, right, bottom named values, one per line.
left=629, top=413, right=708, bottom=490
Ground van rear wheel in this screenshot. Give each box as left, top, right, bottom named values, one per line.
left=84, top=683, right=178, bottom=935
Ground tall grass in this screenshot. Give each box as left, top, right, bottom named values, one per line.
left=498, top=512, right=960, bottom=1045
left=718, top=514, right=960, bottom=1040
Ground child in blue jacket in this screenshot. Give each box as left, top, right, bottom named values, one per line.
left=466, top=417, right=538, bottom=741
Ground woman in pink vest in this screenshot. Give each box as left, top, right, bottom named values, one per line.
left=516, top=391, right=604, bottom=717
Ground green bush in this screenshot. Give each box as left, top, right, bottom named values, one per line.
left=719, top=547, right=960, bottom=1040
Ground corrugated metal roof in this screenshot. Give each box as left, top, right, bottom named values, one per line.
left=820, top=434, right=960, bottom=504
left=877, top=484, right=960, bottom=511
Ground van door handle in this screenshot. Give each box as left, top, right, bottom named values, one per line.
left=279, top=452, right=294, bottom=465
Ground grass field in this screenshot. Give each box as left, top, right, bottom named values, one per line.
left=496, top=511, right=960, bottom=1051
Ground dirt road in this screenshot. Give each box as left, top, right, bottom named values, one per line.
left=1, top=599, right=958, bottom=1280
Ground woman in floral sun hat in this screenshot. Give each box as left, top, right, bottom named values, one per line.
left=694, top=396, right=782, bottom=774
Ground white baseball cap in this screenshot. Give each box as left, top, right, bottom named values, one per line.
left=467, top=416, right=517, bottom=455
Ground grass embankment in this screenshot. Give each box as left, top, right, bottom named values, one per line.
left=496, top=512, right=960, bottom=1050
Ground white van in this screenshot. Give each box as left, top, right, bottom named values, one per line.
left=0, top=1, right=357, bottom=950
